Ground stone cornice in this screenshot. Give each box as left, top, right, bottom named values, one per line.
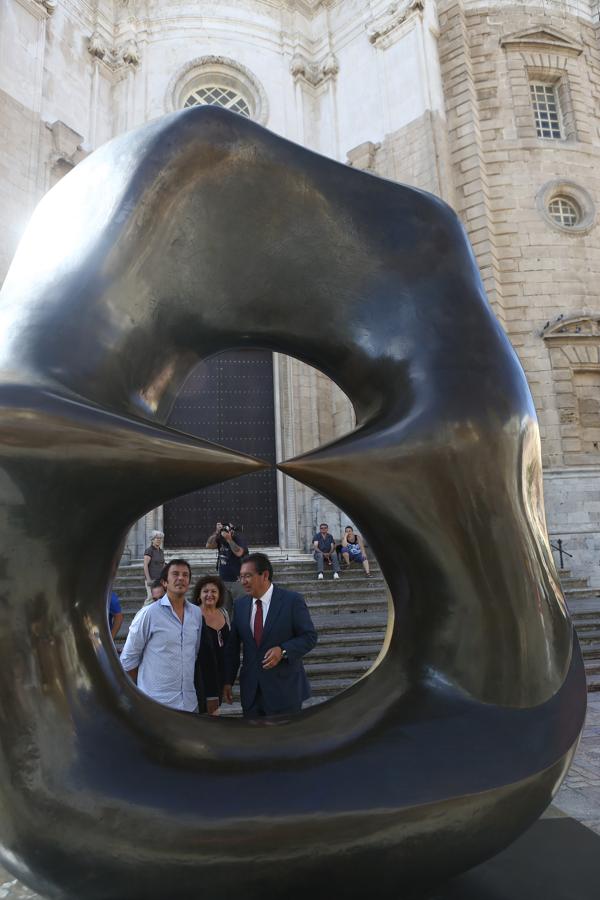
left=14, top=0, right=56, bottom=18
left=542, top=314, right=600, bottom=342
left=367, top=0, right=424, bottom=49
left=501, top=26, right=583, bottom=57
left=46, top=119, right=87, bottom=165
left=286, top=0, right=334, bottom=14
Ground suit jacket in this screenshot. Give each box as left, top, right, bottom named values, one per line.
left=224, top=584, right=317, bottom=715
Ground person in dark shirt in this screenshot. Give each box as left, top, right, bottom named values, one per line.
left=143, top=530, right=165, bottom=602
left=312, top=522, right=341, bottom=580
left=191, top=575, right=230, bottom=715
left=206, top=520, right=249, bottom=614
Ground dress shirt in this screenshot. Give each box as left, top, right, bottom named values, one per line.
left=120, top=595, right=202, bottom=712
left=249, top=583, right=274, bottom=633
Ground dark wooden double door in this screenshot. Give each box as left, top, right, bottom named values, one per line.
left=164, top=350, right=279, bottom=548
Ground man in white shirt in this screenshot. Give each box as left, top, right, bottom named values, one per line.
left=120, top=558, right=202, bottom=712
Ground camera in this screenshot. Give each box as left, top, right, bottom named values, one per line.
left=220, top=524, right=234, bottom=537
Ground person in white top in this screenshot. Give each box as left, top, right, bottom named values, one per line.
left=120, top=559, right=202, bottom=712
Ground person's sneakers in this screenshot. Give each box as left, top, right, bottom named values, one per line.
left=333, top=572, right=340, bottom=579
left=317, top=572, right=324, bottom=580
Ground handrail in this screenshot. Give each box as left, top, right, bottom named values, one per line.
left=550, top=538, right=573, bottom=570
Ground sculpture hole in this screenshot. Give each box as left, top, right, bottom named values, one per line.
left=112, top=350, right=391, bottom=716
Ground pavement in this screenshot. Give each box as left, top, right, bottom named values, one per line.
left=547, top=691, right=600, bottom=834
left=0, top=694, right=598, bottom=898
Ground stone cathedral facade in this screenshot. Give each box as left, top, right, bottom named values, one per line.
left=1, top=0, right=600, bottom=585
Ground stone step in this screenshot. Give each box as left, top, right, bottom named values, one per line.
left=307, top=646, right=381, bottom=663
left=564, top=587, right=600, bottom=602
left=114, top=610, right=387, bottom=645
left=127, top=550, right=315, bottom=567
left=574, top=625, right=600, bottom=641
left=220, top=691, right=335, bottom=717
left=117, top=594, right=389, bottom=621
left=567, top=597, right=600, bottom=622
left=560, top=576, right=591, bottom=590
left=114, top=572, right=386, bottom=597
left=303, top=659, right=372, bottom=677
left=586, top=674, right=600, bottom=692
left=115, top=563, right=383, bottom=582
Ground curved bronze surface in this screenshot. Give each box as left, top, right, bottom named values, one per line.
left=0, top=107, right=586, bottom=899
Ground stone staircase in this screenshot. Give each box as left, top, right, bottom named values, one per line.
left=113, top=551, right=388, bottom=714
left=112, top=555, right=600, bottom=714
left=562, top=570, right=600, bottom=692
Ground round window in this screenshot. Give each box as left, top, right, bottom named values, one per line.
left=183, top=85, right=251, bottom=118
left=536, top=180, right=595, bottom=235
left=548, top=196, right=580, bottom=228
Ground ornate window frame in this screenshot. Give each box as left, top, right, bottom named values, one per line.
left=166, top=56, right=269, bottom=125
left=542, top=315, right=600, bottom=464
left=501, top=26, right=583, bottom=143
left=536, top=180, right=596, bottom=235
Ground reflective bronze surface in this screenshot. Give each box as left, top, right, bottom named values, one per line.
left=0, top=107, right=586, bottom=899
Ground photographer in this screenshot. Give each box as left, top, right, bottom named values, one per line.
left=206, top=520, right=249, bottom=613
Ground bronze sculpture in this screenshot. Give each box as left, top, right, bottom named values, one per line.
left=0, top=107, right=586, bottom=899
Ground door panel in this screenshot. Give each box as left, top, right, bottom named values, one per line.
left=163, top=350, right=279, bottom=547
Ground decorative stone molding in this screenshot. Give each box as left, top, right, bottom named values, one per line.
left=542, top=315, right=600, bottom=343
left=287, top=0, right=334, bottom=13
left=33, top=0, right=57, bottom=14
left=542, top=315, right=600, bottom=462
left=121, top=39, right=140, bottom=67
left=536, top=180, right=596, bottom=235
left=290, top=51, right=339, bottom=87
left=367, top=0, right=424, bottom=49
left=500, top=27, right=583, bottom=58
left=88, top=32, right=141, bottom=71
left=502, top=28, right=583, bottom=143
left=541, top=313, right=600, bottom=466
left=88, top=31, right=107, bottom=61
left=166, top=56, right=269, bottom=124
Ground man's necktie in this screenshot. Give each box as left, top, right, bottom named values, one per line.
left=253, top=598, right=263, bottom=645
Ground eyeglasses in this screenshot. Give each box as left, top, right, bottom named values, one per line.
left=240, top=573, right=256, bottom=581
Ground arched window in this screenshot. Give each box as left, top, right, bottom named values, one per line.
left=167, top=57, right=268, bottom=125
left=183, top=85, right=251, bottom=118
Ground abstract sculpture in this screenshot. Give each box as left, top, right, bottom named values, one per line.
left=0, top=107, right=586, bottom=899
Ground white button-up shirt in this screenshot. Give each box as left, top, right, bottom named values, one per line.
left=120, top=595, right=202, bottom=712
left=249, top=583, right=274, bottom=632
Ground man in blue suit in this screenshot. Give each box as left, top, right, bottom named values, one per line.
left=223, top=552, right=318, bottom=717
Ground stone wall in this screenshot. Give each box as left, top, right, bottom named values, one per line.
left=347, top=110, right=452, bottom=200
left=435, top=0, right=600, bottom=586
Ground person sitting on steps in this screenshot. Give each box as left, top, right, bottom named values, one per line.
left=312, top=523, right=341, bottom=581
left=341, top=525, right=371, bottom=576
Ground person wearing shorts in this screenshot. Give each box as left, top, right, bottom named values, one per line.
left=341, top=525, right=370, bottom=576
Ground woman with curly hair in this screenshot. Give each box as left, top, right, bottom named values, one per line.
left=192, top=574, right=231, bottom=715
